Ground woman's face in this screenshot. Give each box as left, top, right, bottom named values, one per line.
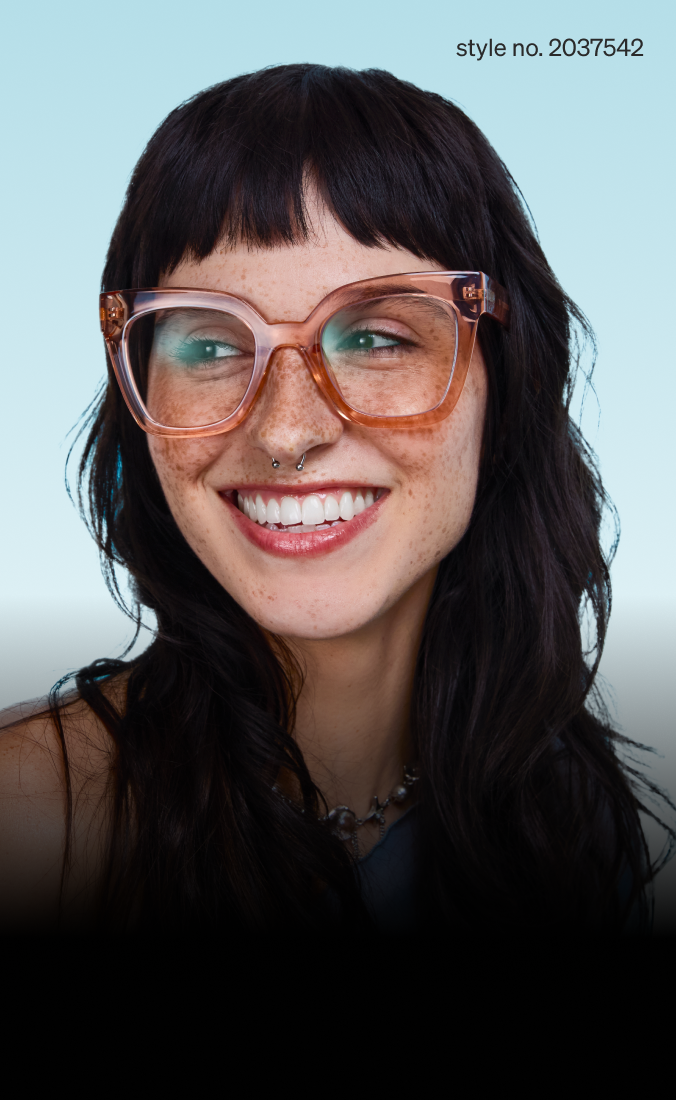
left=150, top=206, right=488, bottom=641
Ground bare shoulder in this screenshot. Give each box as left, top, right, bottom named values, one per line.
left=0, top=676, right=125, bottom=930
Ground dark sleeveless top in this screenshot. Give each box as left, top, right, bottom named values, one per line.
left=353, top=806, right=652, bottom=935
left=355, top=807, right=420, bottom=934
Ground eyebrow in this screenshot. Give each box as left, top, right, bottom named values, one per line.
left=329, top=282, right=429, bottom=308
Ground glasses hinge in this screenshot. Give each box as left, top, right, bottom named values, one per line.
left=100, top=296, right=126, bottom=337
left=462, top=286, right=485, bottom=301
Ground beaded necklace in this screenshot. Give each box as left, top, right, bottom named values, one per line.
left=274, top=764, right=420, bottom=859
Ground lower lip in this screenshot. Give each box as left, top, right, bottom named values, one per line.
left=219, top=492, right=387, bottom=557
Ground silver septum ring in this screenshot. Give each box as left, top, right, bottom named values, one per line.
left=271, top=454, right=306, bottom=471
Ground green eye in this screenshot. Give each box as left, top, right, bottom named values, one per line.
left=176, top=339, right=240, bottom=364
left=339, top=331, right=400, bottom=351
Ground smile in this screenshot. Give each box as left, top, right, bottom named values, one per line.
left=219, top=485, right=387, bottom=557
left=230, top=487, right=384, bottom=531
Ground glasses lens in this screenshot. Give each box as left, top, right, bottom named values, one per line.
left=320, top=295, right=458, bottom=417
left=126, top=307, right=256, bottom=428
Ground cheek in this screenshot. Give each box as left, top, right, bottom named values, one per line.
left=397, top=362, right=487, bottom=554
left=387, top=356, right=486, bottom=498
left=147, top=436, right=233, bottom=578
left=148, top=436, right=224, bottom=513
left=440, top=371, right=487, bottom=506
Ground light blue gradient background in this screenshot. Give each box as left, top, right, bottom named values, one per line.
left=2, top=0, right=675, bottom=922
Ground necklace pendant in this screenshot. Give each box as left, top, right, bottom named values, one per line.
left=403, top=764, right=420, bottom=786
left=312, top=764, right=419, bottom=852
left=327, top=806, right=357, bottom=842
left=364, top=795, right=386, bottom=826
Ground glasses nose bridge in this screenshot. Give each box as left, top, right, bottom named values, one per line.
left=264, top=318, right=316, bottom=357
left=255, top=318, right=331, bottom=414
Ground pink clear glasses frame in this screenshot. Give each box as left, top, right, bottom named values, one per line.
left=100, top=270, right=510, bottom=438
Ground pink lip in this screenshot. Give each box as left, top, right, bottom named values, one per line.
left=218, top=489, right=387, bottom=557
left=218, top=481, right=375, bottom=495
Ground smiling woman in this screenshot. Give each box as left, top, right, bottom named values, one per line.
left=0, top=64, right=668, bottom=935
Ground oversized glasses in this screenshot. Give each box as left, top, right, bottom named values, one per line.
left=100, top=271, right=509, bottom=437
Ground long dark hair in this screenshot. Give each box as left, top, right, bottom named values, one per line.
left=54, top=64, right=668, bottom=932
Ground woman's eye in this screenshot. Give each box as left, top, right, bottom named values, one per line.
left=338, top=330, right=401, bottom=351
left=176, top=339, right=241, bottom=364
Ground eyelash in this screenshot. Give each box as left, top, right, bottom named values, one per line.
left=338, top=324, right=414, bottom=344
left=174, top=336, right=241, bottom=360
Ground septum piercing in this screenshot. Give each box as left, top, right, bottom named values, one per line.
left=271, top=454, right=306, bottom=472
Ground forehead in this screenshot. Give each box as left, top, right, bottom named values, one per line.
left=160, top=208, right=444, bottom=324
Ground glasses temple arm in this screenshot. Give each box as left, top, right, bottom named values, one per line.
left=484, top=276, right=510, bottom=329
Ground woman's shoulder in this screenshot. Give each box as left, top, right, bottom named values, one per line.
left=0, top=675, right=124, bottom=930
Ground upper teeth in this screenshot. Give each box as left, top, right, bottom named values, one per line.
left=236, top=488, right=378, bottom=528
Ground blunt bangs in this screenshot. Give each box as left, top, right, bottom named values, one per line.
left=109, top=64, right=509, bottom=291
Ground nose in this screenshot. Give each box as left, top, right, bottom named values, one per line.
left=244, top=347, right=343, bottom=467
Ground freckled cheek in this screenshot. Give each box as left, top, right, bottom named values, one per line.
left=147, top=436, right=227, bottom=503
left=372, top=401, right=483, bottom=546
left=373, top=413, right=480, bottom=495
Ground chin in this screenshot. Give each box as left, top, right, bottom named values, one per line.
left=239, top=596, right=383, bottom=641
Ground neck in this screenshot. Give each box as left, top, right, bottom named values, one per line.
left=282, top=568, right=437, bottom=820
